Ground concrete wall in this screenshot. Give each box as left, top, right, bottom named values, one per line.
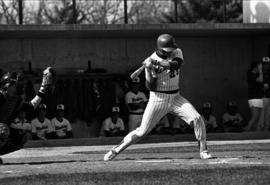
left=0, top=24, right=270, bottom=126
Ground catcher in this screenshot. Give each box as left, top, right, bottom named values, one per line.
left=0, top=67, right=56, bottom=155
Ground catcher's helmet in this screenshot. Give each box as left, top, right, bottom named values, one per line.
left=0, top=72, right=24, bottom=94
left=157, top=34, right=177, bottom=52
left=0, top=72, right=17, bottom=90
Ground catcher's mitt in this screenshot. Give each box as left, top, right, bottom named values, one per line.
left=39, top=67, right=56, bottom=95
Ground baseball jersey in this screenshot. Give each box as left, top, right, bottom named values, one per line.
left=10, top=118, right=31, bottom=131
left=202, top=115, right=217, bottom=128
left=149, top=48, right=183, bottom=91
left=31, top=118, right=54, bottom=138
left=103, top=117, right=125, bottom=131
left=125, top=91, right=147, bottom=114
left=222, top=113, right=243, bottom=125
left=51, top=117, right=72, bottom=137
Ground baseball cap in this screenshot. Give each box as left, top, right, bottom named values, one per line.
left=56, top=104, right=65, bottom=110
left=228, top=101, right=237, bottom=107
left=39, top=103, right=47, bottom=109
left=202, top=102, right=211, bottom=109
left=262, top=57, right=270, bottom=63
left=112, top=106, right=120, bottom=113
left=132, top=77, right=140, bottom=84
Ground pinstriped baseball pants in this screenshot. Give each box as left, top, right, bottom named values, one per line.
left=130, top=91, right=206, bottom=140
left=114, top=91, right=207, bottom=154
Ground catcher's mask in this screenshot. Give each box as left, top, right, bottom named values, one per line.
left=0, top=72, right=25, bottom=94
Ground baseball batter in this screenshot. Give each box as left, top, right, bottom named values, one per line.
left=104, top=34, right=212, bottom=161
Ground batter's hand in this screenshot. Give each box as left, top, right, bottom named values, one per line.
left=143, top=58, right=155, bottom=69
left=151, top=60, right=160, bottom=66
left=154, top=65, right=165, bottom=73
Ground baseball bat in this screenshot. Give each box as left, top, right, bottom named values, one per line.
left=130, top=65, right=145, bottom=80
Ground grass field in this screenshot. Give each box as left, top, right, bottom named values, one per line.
left=1, top=139, right=270, bottom=185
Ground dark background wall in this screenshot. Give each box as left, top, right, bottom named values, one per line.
left=0, top=24, right=270, bottom=128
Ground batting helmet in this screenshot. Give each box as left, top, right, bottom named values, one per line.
left=157, top=34, right=177, bottom=52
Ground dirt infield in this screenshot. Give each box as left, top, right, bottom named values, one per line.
left=1, top=140, right=270, bottom=185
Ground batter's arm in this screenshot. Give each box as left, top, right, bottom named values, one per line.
left=154, top=57, right=183, bottom=70
left=145, top=67, right=157, bottom=91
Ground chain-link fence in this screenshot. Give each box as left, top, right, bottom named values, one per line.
left=0, top=0, right=243, bottom=24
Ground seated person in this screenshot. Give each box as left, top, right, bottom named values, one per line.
left=152, top=114, right=175, bottom=135
left=31, top=104, right=55, bottom=140
left=125, top=77, right=148, bottom=132
left=201, top=102, right=218, bottom=133
left=171, top=116, right=192, bottom=134
left=102, top=106, right=125, bottom=137
left=222, top=101, right=244, bottom=132
left=10, top=108, right=32, bottom=146
left=51, top=104, right=73, bottom=139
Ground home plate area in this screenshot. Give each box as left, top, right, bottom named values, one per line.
left=1, top=140, right=270, bottom=185
left=1, top=139, right=270, bottom=165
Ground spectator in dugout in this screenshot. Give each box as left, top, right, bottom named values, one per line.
left=125, top=77, right=148, bottom=132
left=9, top=107, right=32, bottom=146
left=222, top=101, right=244, bottom=132
left=31, top=104, right=55, bottom=140
left=152, top=114, right=176, bottom=135
left=244, top=60, right=264, bottom=131
left=101, top=106, right=125, bottom=137
left=201, top=102, right=218, bottom=133
left=171, top=116, right=192, bottom=134
left=51, top=104, right=73, bottom=139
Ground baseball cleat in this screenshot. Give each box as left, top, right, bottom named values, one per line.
left=104, top=149, right=118, bottom=161
left=200, top=150, right=212, bottom=159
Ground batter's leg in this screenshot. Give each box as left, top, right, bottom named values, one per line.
left=128, top=115, right=142, bottom=132
left=171, top=94, right=211, bottom=159
left=104, top=93, right=169, bottom=161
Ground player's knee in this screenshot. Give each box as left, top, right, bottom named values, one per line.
left=136, top=127, right=148, bottom=137
left=190, top=114, right=203, bottom=126
left=192, top=116, right=206, bottom=141
left=123, top=128, right=146, bottom=143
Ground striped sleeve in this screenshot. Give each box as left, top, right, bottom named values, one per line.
left=172, top=48, right=184, bottom=60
